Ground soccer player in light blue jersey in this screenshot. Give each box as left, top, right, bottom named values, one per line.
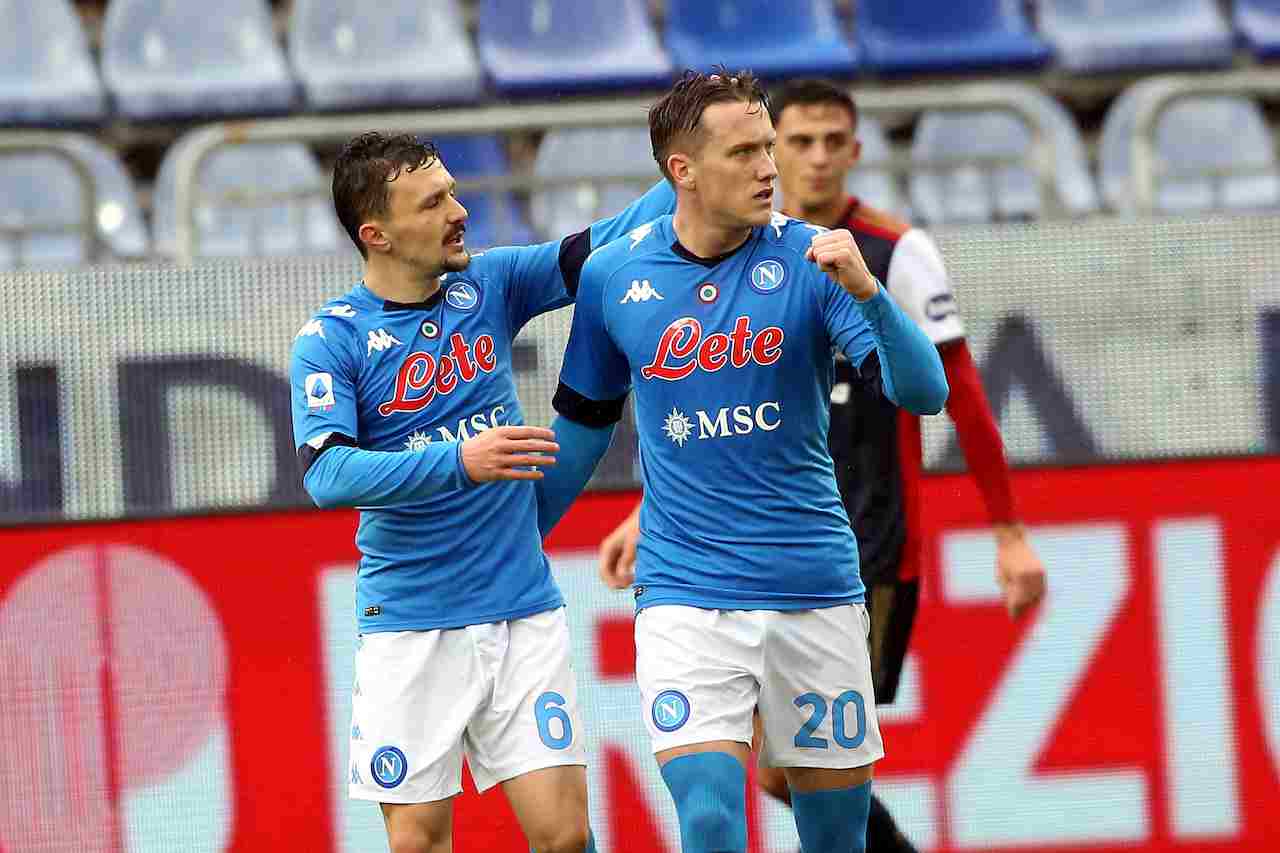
left=535, top=72, right=948, bottom=853
left=289, top=132, right=673, bottom=853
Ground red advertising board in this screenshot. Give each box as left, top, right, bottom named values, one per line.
left=0, top=457, right=1277, bottom=851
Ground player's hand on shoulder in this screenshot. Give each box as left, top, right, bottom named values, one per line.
left=994, top=523, right=1047, bottom=619
left=598, top=503, right=640, bottom=590
left=460, top=426, right=559, bottom=483
left=805, top=229, right=878, bottom=301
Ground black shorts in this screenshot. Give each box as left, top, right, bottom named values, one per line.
left=865, top=577, right=919, bottom=706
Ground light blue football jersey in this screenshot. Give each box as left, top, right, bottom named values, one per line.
left=557, top=212, right=886, bottom=612
left=290, top=182, right=674, bottom=633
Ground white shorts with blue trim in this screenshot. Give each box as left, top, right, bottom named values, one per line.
left=635, top=603, right=885, bottom=769
left=348, top=607, right=586, bottom=803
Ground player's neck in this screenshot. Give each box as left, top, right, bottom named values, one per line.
left=671, top=207, right=753, bottom=260
left=362, top=258, right=442, bottom=305
left=781, top=194, right=848, bottom=230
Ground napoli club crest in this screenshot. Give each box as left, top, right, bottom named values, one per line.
left=445, top=281, right=481, bottom=312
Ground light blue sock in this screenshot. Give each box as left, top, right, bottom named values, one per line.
left=660, top=752, right=748, bottom=853
left=791, top=780, right=872, bottom=852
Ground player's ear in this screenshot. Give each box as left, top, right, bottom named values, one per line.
left=851, top=138, right=863, bottom=165
left=668, top=152, right=695, bottom=191
left=359, top=222, right=390, bottom=255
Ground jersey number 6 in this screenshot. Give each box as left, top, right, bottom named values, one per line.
left=535, top=691, right=574, bottom=750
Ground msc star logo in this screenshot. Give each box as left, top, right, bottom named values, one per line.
left=404, top=430, right=431, bottom=451
left=662, top=407, right=694, bottom=447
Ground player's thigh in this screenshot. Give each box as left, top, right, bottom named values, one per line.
left=866, top=578, right=920, bottom=705
left=635, top=605, right=761, bottom=755
left=501, top=764, right=590, bottom=852
left=464, top=608, right=588, bottom=795
left=757, top=604, right=884, bottom=772
left=380, top=800, right=453, bottom=853
left=350, top=629, right=482, bottom=804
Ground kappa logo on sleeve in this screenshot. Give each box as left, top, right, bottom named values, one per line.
left=305, top=372, right=335, bottom=410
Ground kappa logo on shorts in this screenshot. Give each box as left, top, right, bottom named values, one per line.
left=371, top=745, right=408, bottom=789
left=651, top=689, right=691, bottom=732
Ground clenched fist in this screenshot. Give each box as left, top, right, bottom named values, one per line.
left=805, top=229, right=878, bottom=301
left=460, top=425, right=558, bottom=482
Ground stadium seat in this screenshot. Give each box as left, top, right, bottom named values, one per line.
left=154, top=141, right=343, bottom=258
left=434, top=135, right=536, bottom=248
left=1236, top=0, right=1280, bottom=59
left=476, top=0, right=672, bottom=95
left=1100, top=86, right=1279, bottom=215
left=0, top=140, right=148, bottom=270
left=58, top=135, right=150, bottom=259
left=1038, top=0, right=1233, bottom=72
left=290, top=0, right=482, bottom=109
left=102, top=0, right=296, bottom=120
left=909, top=92, right=1098, bottom=224
left=529, top=127, right=659, bottom=240
left=0, top=0, right=106, bottom=124
left=664, top=0, right=858, bottom=80
left=856, top=0, right=1050, bottom=74
left=844, top=116, right=906, bottom=218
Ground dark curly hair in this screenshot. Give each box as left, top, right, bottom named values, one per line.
left=649, top=66, right=770, bottom=182
left=332, top=132, right=440, bottom=258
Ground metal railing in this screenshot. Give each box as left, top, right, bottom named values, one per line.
left=0, top=133, right=103, bottom=265
left=1130, top=70, right=1280, bottom=215
left=170, top=81, right=1064, bottom=263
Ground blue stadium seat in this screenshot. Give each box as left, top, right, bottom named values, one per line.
left=856, top=0, right=1050, bottom=74
left=1236, top=0, right=1280, bottom=59
left=102, top=0, right=296, bottom=120
left=909, top=94, right=1098, bottom=224
left=477, top=0, right=672, bottom=95
left=529, top=127, right=659, bottom=240
left=434, top=136, right=536, bottom=248
left=0, top=0, right=106, bottom=124
left=1100, top=87, right=1279, bottom=215
left=843, top=117, right=907, bottom=219
left=0, top=137, right=147, bottom=269
left=1038, top=0, right=1233, bottom=72
left=290, top=0, right=482, bottom=109
left=154, top=142, right=343, bottom=258
left=664, top=0, right=857, bottom=79
left=59, top=135, right=150, bottom=259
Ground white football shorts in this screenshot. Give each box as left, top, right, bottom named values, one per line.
left=348, top=607, right=586, bottom=803
left=635, top=603, right=885, bottom=769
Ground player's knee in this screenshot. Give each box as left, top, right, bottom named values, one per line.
left=385, top=821, right=449, bottom=853
left=527, top=815, right=590, bottom=853
left=386, top=830, right=444, bottom=853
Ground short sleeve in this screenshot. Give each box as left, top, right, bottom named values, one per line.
left=885, top=228, right=965, bottom=345
left=290, top=320, right=360, bottom=450
left=556, top=252, right=632, bottom=405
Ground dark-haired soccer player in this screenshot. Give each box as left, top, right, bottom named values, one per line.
left=289, top=132, right=673, bottom=853
left=598, top=79, right=1048, bottom=852
left=536, top=71, right=948, bottom=853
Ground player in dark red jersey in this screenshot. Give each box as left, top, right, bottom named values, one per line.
left=598, top=79, right=1047, bottom=852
